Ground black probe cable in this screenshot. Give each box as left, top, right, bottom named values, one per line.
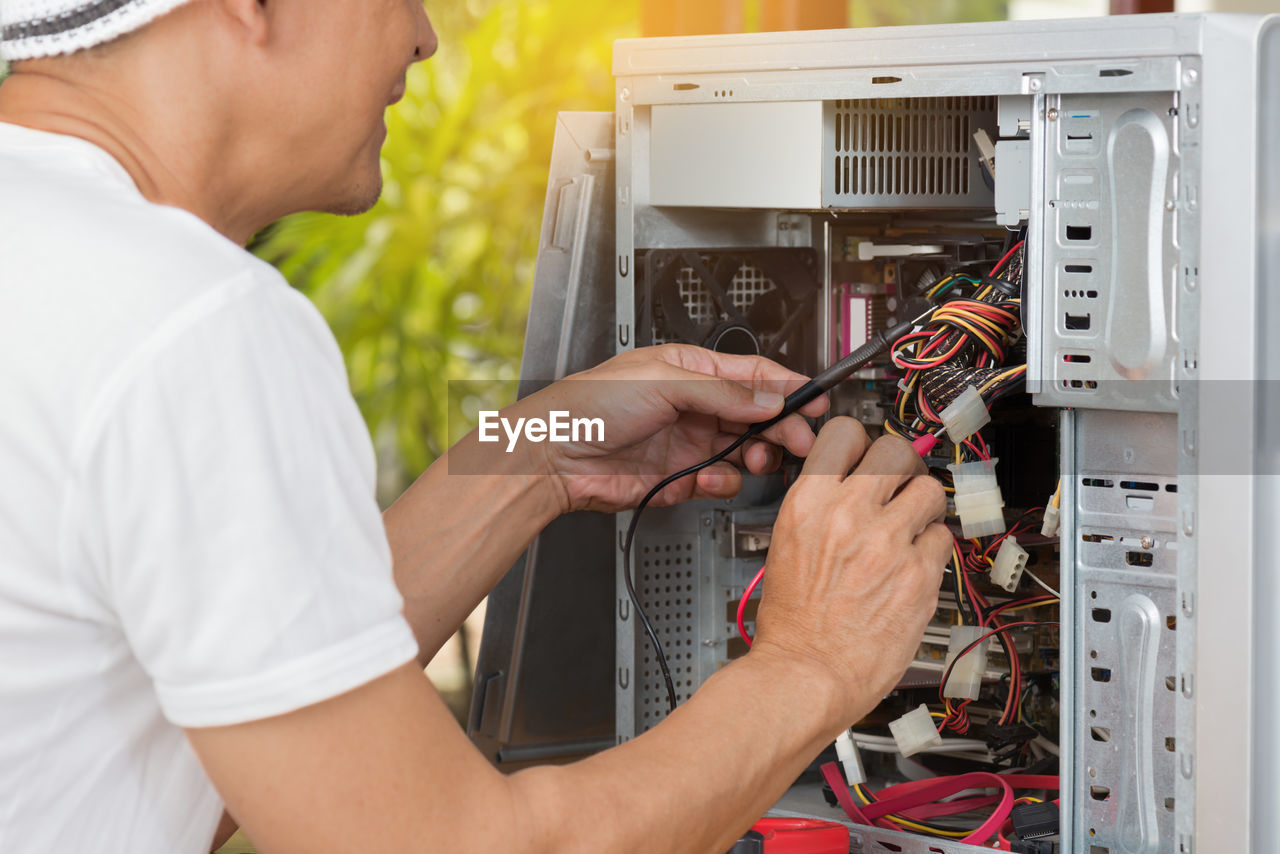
left=623, top=310, right=933, bottom=713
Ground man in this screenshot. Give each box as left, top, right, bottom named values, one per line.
left=0, top=0, right=950, bottom=851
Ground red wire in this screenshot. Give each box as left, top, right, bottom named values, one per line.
left=989, top=240, right=1025, bottom=276
left=736, top=565, right=765, bottom=648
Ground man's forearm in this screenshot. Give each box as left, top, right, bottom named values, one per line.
left=507, top=649, right=846, bottom=853
left=384, top=425, right=565, bottom=663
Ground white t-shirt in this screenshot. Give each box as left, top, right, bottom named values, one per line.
left=0, top=123, right=419, bottom=852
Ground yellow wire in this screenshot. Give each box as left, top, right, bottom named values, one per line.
left=997, top=599, right=1060, bottom=615
left=854, top=785, right=973, bottom=839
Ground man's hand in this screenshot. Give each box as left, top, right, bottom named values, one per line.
left=519, top=344, right=828, bottom=514
left=750, top=417, right=953, bottom=722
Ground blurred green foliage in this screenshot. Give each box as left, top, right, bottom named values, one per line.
left=849, top=0, right=1008, bottom=26
left=254, top=0, right=638, bottom=500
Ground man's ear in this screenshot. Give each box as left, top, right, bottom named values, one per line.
left=215, top=0, right=271, bottom=47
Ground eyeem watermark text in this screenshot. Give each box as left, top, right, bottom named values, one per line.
left=478, top=410, right=605, bottom=453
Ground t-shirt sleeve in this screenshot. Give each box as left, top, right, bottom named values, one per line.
left=68, top=269, right=419, bottom=728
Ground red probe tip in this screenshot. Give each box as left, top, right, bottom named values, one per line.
left=911, top=433, right=940, bottom=457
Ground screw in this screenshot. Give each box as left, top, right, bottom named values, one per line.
left=1047, top=107, right=1059, bottom=121
left=619, top=87, right=631, bottom=102
left=1141, top=536, right=1155, bottom=549
left=1165, top=200, right=1176, bottom=211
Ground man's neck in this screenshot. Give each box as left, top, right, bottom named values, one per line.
left=0, top=67, right=264, bottom=246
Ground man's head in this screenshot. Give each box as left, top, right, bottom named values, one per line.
left=0, top=0, right=437, bottom=241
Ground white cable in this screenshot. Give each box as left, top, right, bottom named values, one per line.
left=850, top=733, right=990, bottom=755
left=834, top=729, right=866, bottom=786
left=1023, top=568, right=1060, bottom=599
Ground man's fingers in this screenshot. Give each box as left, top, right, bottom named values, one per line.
left=913, top=522, right=955, bottom=574
left=846, top=435, right=927, bottom=504
left=658, top=370, right=790, bottom=427
left=692, top=461, right=744, bottom=499
left=743, top=439, right=783, bottom=474
left=651, top=344, right=831, bottom=419
left=883, top=474, right=948, bottom=539
left=799, top=417, right=871, bottom=477
left=720, top=412, right=818, bottom=460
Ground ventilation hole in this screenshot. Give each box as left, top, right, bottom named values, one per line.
left=1166, top=797, right=1176, bottom=812
left=1127, top=551, right=1155, bottom=567
left=1065, top=263, right=1094, bottom=273
left=1063, top=353, right=1093, bottom=363
left=1091, top=667, right=1112, bottom=682
left=872, top=76, right=902, bottom=86
left=1092, top=847, right=1111, bottom=854
left=876, top=843, right=903, bottom=853
left=1166, top=483, right=1179, bottom=493
left=1082, top=478, right=1114, bottom=489
left=1090, top=649, right=1098, bottom=659
left=1166, top=736, right=1176, bottom=752
left=1166, top=676, right=1177, bottom=691
left=1091, top=726, right=1111, bottom=742
left=1091, top=785, right=1112, bottom=801
left=1100, top=68, right=1134, bottom=77
left=1066, top=225, right=1093, bottom=241
left=1087, top=290, right=1098, bottom=298
left=672, top=82, right=698, bottom=91
left=1066, top=312, right=1092, bottom=330
left=1167, top=615, right=1177, bottom=630
left=1092, top=608, right=1112, bottom=623
left=1120, top=480, right=1159, bottom=491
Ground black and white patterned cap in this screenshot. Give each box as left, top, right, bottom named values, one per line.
left=1, top=0, right=194, bottom=61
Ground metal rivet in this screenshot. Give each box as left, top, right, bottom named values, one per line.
left=1165, top=200, right=1176, bottom=211
left=1047, top=107, right=1059, bottom=121
left=619, top=87, right=631, bottom=101
left=1183, top=68, right=1199, bottom=86
left=1028, top=78, right=1042, bottom=91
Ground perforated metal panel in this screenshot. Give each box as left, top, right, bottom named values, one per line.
left=634, top=534, right=701, bottom=731
left=823, top=97, right=996, bottom=208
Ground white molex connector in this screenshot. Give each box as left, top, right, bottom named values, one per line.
left=888, top=704, right=943, bottom=758
left=990, top=536, right=1029, bottom=592
left=1041, top=502, right=1061, bottom=538
left=834, top=729, right=866, bottom=787
left=939, top=385, right=991, bottom=443
left=947, top=457, right=1006, bottom=539
left=943, top=625, right=991, bottom=700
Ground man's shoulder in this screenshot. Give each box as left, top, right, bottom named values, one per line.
left=0, top=140, right=330, bottom=429
left=0, top=125, right=284, bottom=307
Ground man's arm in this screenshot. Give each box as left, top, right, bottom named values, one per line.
left=189, top=420, right=951, bottom=853
left=385, top=345, right=827, bottom=664
left=382, top=435, right=564, bottom=665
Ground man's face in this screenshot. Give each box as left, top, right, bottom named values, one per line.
left=266, top=0, right=436, bottom=217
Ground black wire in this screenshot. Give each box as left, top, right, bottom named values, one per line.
left=623, top=313, right=931, bottom=715
left=623, top=432, right=751, bottom=713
